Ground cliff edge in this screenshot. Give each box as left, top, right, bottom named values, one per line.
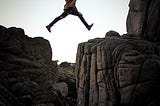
left=0, top=25, right=64, bottom=106
left=76, top=0, right=160, bottom=105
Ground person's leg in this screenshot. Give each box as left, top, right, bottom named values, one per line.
left=46, top=11, right=68, bottom=32
left=71, top=8, right=93, bottom=30
left=77, top=13, right=93, bottom=30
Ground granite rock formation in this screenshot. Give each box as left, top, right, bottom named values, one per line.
left=76, top=0, right=160, bottom=105
left=0, top=25, right=67, bottom=106
left=76, top=32, right=160, bottom=106
left=127, top=0, right=160, bottom=42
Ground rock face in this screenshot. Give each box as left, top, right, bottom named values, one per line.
left=127, top=0, right=160, bottom=42
left=76, top=32, right=160, bottom=106
left=0, top=25, right=62, bottom=106
left=76, top=0, right=160, bottom=105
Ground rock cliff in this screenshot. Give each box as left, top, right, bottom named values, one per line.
left=0, top=25, right=74, bottom=106
left=127, top=0, right=160, bottom=42
left=76, top=0, right=160, bottom=105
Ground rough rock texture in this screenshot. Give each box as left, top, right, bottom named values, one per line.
left=76, top=32, right=160, bottom=106
left=0, top=25, right=65, bottom=106
left=127, top=0, right=160, bottom=42
left=57, top=62, right=77, bottom=106
left=76, top=0, right=160, bottom=105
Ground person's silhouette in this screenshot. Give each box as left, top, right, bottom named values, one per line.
left=46, top=0, right=93, bottom=32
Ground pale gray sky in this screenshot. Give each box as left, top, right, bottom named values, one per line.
left=0, top=0, right=130, bottom=63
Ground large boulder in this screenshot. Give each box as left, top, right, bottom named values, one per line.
left=127, top=0, right=160, bottom=42
left=0, top=25, right=62, bottom=106
left=76, top=32, right=160, bottom=106
left=76, top=0, right=160, bottom=105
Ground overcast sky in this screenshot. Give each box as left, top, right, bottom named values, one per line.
left=0, top=0, right=130, bottom=63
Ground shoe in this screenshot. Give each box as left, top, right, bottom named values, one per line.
left=46, top=25, right=51, bottom=32
left=87, top=23, right=94, bottom=31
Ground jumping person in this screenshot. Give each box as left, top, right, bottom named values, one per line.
left=46, top=0, right=93, bottom=32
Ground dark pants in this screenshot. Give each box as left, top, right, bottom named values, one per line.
left=49, top=7, right=90, bottom=29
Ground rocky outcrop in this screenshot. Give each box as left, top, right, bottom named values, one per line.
left=76, top=31, right=160, bottom=106
left=76, top=0, right=160, bottom=105
left=127, top=0, right=160, bottom=42
left=76, top=0, right=160, bottom=104
left=0, top=25, right=64, bottom=106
